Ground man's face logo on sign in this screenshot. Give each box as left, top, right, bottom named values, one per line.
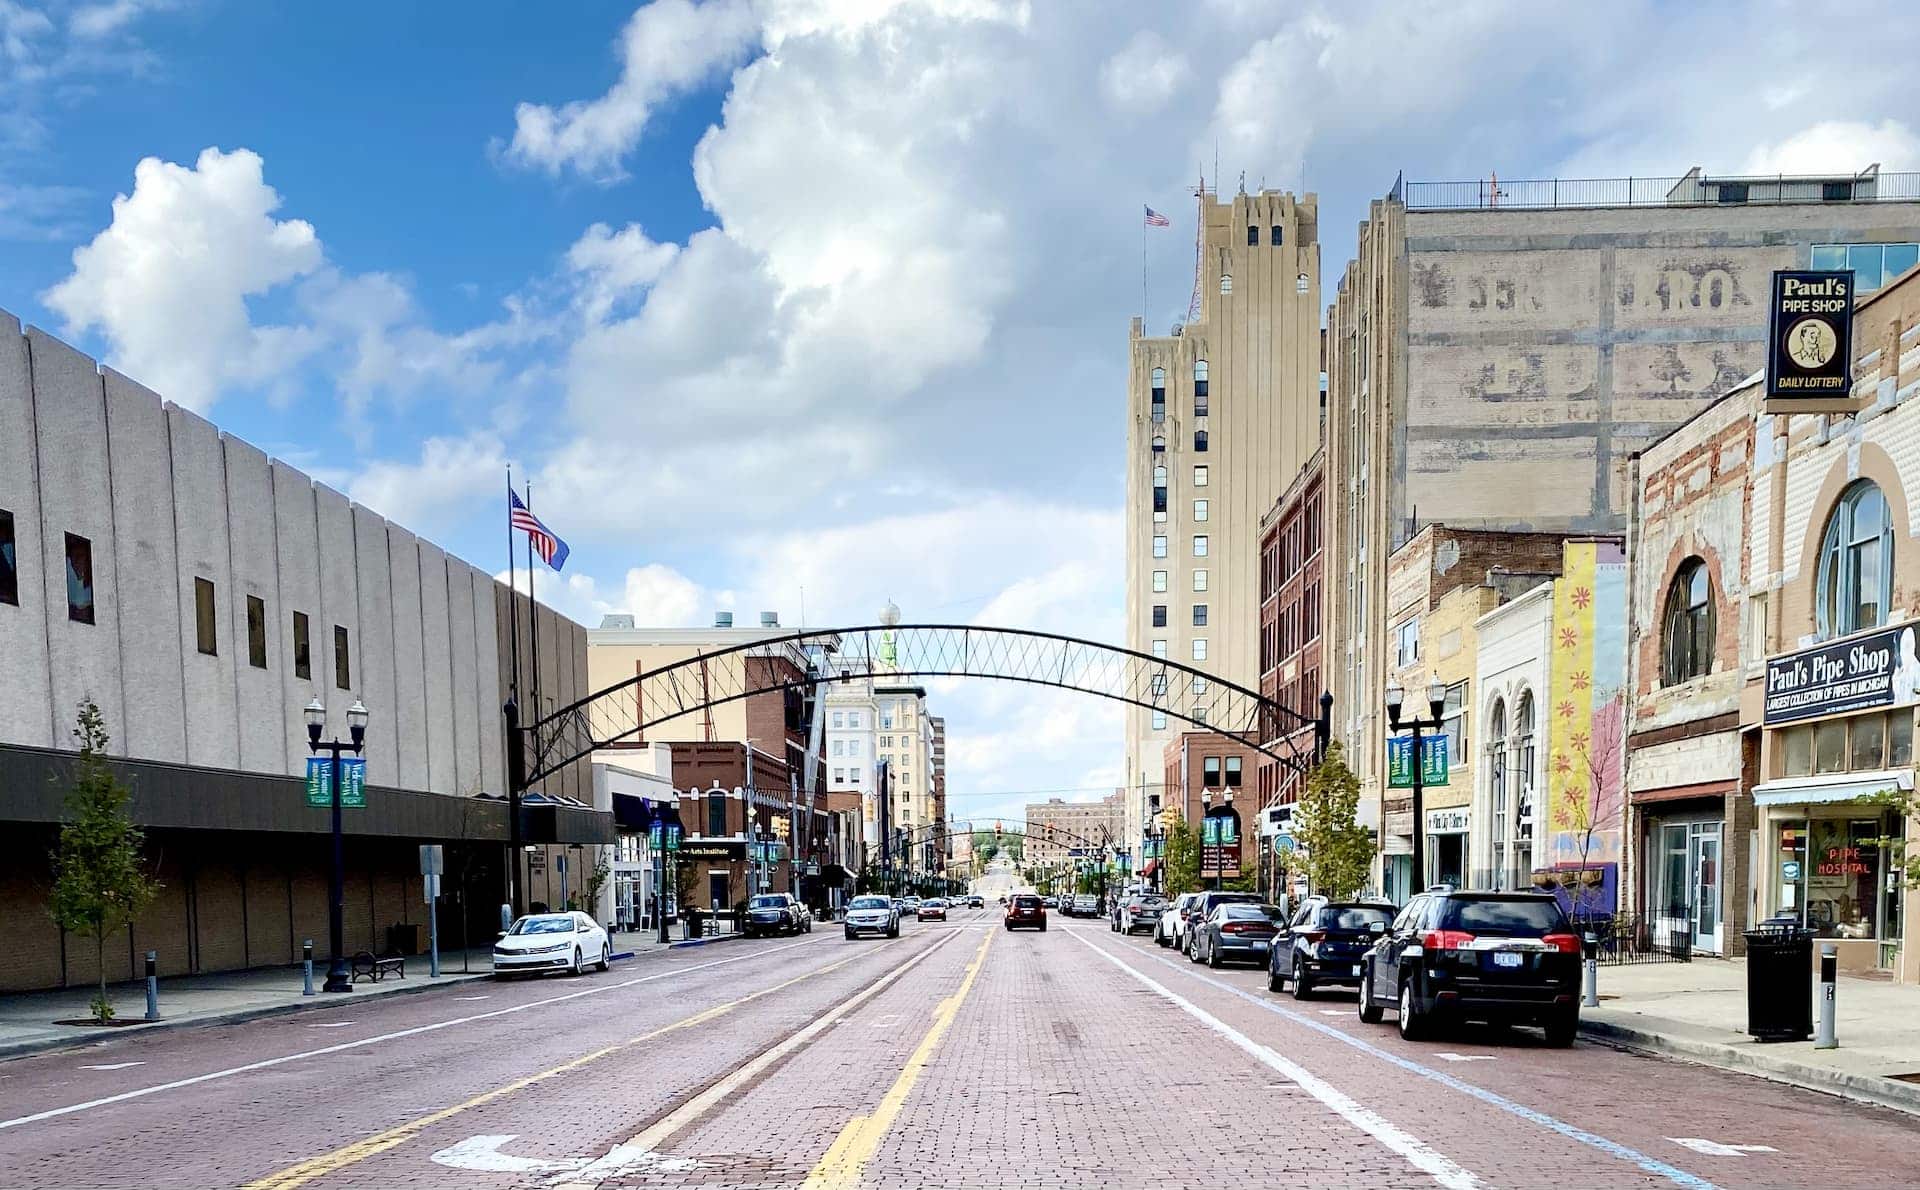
left=1787, top=317, right=1839, bottom=368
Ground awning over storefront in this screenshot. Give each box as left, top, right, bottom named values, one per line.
left=1140, top=859, right=1160, bottom=877
left=1753, top=768, right=1913, bottom=808
left=1630, top=779, right=1737, bottom=805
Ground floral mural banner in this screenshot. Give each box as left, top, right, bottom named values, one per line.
left=1547, top=540, right=1627, bottom=872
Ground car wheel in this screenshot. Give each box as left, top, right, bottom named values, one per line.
left=1038, top=921, right=1047, bottom=932
left=1544, top=1010, right=1578, bottom=1048
left=1267, top=962, right=1285, bottom=993
left=598, top=943, right=610, bottom=972
left=1398, top=980, right=1428, bottom=1041
left=1357, top=966, right=1384, bottom=1024
left=570, top=948, right=584, bottom=977
left=1291, top=957, right=1313, bottom=1000
left=1206, top=940, right=1223, bottom=969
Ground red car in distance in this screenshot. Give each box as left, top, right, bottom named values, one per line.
left=1005, top=893, right=1047, bottom=932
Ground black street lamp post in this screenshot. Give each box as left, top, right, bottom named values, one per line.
left=1386, top=675, right=1448, bottom=899
left=304, top=697, right=368, bottom=995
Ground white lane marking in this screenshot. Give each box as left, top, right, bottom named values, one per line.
left=432, top=1135, right=578, bottom=1174
left=1433, top=1053, right=1496, bottom=1063
left=551, top=1145, right=703, bottom=1182
left=1068, top=931, right=1477, bottom=1189
left=869, top=1014, right=901, bottom=1029
left=306, top=1023, right=356, bottom=1029
left=1319, top=1009, right=1347, bottom=1016
left=1669, top=1139, right=1777, bottom=1157
left=1104, top=936, right=1719, bottom=1190
left=452, top=996, right=490, bottom=1001
left=0, top=933, right=835, bottom=1132
left=78, top=1063, right=144, bottom=1071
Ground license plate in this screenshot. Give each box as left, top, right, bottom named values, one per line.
left=1350, top=965, right=1361, bottom=976
left=1492, top=952, right=1523, bottom=968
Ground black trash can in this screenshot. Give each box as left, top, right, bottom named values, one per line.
left=685, top=908, right=704, bottom=941
left=1744, top=925, right=1814, bottom=1041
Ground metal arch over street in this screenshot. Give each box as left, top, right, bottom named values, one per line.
left=513, top=623, right=1329, bottom=788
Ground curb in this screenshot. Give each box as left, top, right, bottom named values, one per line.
left=1579, top=1018, right=1920, bottom=1118
left=0, top=970, right=491, bottom=1065
left=668, top=933, right=750, bottom=949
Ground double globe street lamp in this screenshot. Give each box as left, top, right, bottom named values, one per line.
left=304, top=697, right=368, bottom=994
left=1384, top=675, right=1446, bottom=899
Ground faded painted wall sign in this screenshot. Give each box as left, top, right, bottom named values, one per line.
left=1765, top=270, right=1857, bottom=412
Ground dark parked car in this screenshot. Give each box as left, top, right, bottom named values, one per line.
left=1005, top=893, right=1048, bottom=931
left=1113, top=893, right=1166, bottom=934
left=1191, top=902, right=1286, bottom=967
left=743, top=893, right=812, bottom=938
left=1357, top=890, right=1582, bottom=1045
left=1269, top=898, right=1394, bottom=997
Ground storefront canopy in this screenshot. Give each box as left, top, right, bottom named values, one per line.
left=1753, top=768, right=1913, bottom=808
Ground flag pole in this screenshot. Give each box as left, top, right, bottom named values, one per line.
left=1141, top=217, right=1148, bottom=318
left=506, top=466, right=521, bottom=705
left=526, top=479, right=543, bottom=747
left=506, top=464, right=524, bottom=919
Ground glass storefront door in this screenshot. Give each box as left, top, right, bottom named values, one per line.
left=1689, top=825, right=1722, bottom=954
left=1650, top=818, right=1723, bottom=954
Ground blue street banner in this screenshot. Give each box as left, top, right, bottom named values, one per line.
left=1386, top=733, right=1449, bottom=788
left=305, top=757, right=367, bottom=808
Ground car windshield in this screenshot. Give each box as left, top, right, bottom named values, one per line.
left=1223, top=904, right=1284, bottom=921
left=850, top=897, right=890, bottom=910
left=749, top=896, right=786, bottom=908
left=509, top=916, right=574, bottom=935
left=1441, top=897, right=1569, bottom=935
left=1325, top=907, right=1394, bottom=930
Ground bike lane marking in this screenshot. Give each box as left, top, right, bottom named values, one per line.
left=0, top=933, right=834, bottom=1134
left=1068, top=930, right=1477, bottom=1190
left=1096, top=934, right=1718, bottom=1190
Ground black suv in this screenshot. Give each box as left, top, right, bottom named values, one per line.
left=1268, top=897, right=1394, bottom=997
left=1356, top=889, right=1582, bottom=1045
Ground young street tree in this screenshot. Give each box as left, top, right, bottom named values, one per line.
left=1162, top=813, right=1199, bottom=895
left=48, top=700, right=159, bottom=1024
left=1293, top=742, right=1378, bottom=900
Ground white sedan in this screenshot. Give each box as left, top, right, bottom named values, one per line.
left=494, top=912, right=610, bottom=977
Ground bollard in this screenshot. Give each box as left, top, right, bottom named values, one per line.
left=144, top=951, right=159, bottom=1021
left=1582, top=933, right=1599, bottom=1008
left=1816, top=942, right=1838, bottom=1049
left=302, top=939, right=315, bottom=996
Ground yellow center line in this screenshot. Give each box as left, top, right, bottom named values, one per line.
left=801, top=928, right=994, bottom=1190
left=242, top=948, right=870, bottom=1190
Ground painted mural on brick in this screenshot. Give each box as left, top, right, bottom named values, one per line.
left=1546, top=540, right=1627, bottom=906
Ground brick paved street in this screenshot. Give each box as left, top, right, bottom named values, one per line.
left=5, top=907, right=1920, bottom=1189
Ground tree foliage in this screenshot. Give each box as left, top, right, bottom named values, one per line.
left=1162, top=813, right=1199, bottom=895
left=1293, top=743, right=1377, bottom=901
left=48, top=701, right=159, bottom=1024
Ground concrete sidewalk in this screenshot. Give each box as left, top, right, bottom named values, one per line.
left=0, top=949, right=497, bottom=1061
left=1581, top=957, right=1920, bottom=1115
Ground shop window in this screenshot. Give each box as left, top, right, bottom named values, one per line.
left=1772, top=815, right=1899, bottom=940
left=1816, top=481, right=1893, bottom=640
left=1661, top=558, right=1713, bottom=685
left=333, top=625, right=351, bottom=691
left=246, top=595, right=267, bottom=669
left=1203, top=756, right=1221, bottom=786
left=1225, top=756, right=1242, bottom=787
left=1779, top=710, right=1914, bottom=778
left=1441, top=681, right=1468, bottom=765
left=1151, top=435, right=1165, bottom=455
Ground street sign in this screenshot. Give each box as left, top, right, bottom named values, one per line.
left=1764, top=269, right=1857, bottom=413
left=420, top=844, right=444, bottom=876
left=423, top=873, right=441, bottom=903
left=305, top=756, right=367, bottom=807
left=1386, top=733, right=1448, bottom=788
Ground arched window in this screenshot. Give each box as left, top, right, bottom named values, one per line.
left=1151, top=435, right=1165, bottom=454
left=1220, top=272, right=1233, bottom=294
left=1152, top=465, right=1167, bottom=487
left=1513, top=692, right=1536, bottom=885
left=1661, top=558, right=1714, bottom=685
left=1486, top=699, right=1508, bottom=890
left=1817, top=480, right=1894, bottom=639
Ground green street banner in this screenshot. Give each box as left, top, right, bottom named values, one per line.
left=304, top=757, right=367, bottom=807
left=1386, top=733, right=1448, bottom=788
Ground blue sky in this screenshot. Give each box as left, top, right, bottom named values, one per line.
left=3, top=0, right=1917, bottom=825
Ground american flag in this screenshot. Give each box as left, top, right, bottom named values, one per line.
left=1143, top=205, right=1170, bottom=227
left=509, top=489, right=570, bottom=571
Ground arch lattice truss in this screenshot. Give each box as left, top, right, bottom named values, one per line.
left=522, top=624, right=1325, bottom=787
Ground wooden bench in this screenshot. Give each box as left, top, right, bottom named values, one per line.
left=351, top=951, right=405, bottom=983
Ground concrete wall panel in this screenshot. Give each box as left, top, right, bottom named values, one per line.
left=473, top=572, right=505, bottom=796
left=271, top=462, right=323, bottom=772
left=28, top=329, right=125, bottom=750
left=1408, top=436, right=1596, bottom=528
left=351, top=506, right=399, bottom=788
left=417, top=542, right=456, bottom=795
left=314, top=485, right=359, bottom=742
left=223, top=436, right=284, bottom=774
left=0, top=313, right=52, bottom=749
left=168, top=406, right=240, bottom=769
left=447, top=560, right=481, bottom=797
left=102, top=371, right=186, bottom=762
left=386, top=527, right=430, bottom=792
left=1405, top=344, right=1598, bottom=428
